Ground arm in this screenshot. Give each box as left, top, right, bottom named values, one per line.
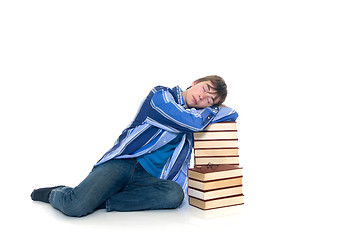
left=146, top=89, right=220, bottom=133
left=211, top=105, right=239, bottom=123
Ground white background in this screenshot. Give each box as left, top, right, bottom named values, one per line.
left=1, top=0, right=360, bottom=239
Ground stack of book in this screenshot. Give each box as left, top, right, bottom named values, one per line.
left=188, top=122, right=244, bottom=210
left=193, top=122, right=239, bottom=166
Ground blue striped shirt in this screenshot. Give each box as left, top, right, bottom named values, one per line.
left=95, top=85, right=238, bottom=193
left=137, top=134, right=183, bottom=178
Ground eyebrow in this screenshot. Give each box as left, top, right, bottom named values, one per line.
left=206, top=84, right=217, bottom=102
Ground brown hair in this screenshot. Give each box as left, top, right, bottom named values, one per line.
left=193, top=75, right=227, bottom=106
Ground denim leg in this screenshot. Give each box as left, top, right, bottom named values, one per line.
left=106, top=163, right=184, bottom=212
left=49, top=159, right=137, bottom=217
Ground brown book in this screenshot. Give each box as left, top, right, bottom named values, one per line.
left=193, top=131, right=238, bottom=140
left=194, top=148, right=239, bottom=157
left=194, top=156, right=239, bottom=166
left=194, top=122, right=238, bottom=140
left=188, top=176, right=243, bottom=191
left=189, top=194, right=244, bottom=210
left=188, top=165, right=243, bottom=181
left=194, top=140, right=239, bottom=149
left=188, top=185, right=243, bottom=200
left=203, top=122, right=237, bottom=131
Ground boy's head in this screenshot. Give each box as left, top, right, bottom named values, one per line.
left=182, top=75, right=228, bottom=109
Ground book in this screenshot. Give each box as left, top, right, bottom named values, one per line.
left=188, top=176, right=243, bottom=191
left=194, top=146, right=239, bottom=166
left=189, top=194, right=244, bottom=210
left=194, top=140, right=239, bottom=149
left=194, top=122, right=238, bottom=140
left=194, top=148, right=239, bottom=157
left=188, top=164, right=243, bottom=182
left=203, top=122, right=237, bottom=131
left=193, top=131, right=238, bottom=140
left=188, top=185, right=243, bottom=200
left=194, top=156, right=240, bottom=166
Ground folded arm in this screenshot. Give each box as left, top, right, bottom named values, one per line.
left=146, top=89, right=238, bottom=133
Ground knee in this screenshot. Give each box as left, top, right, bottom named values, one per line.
left=50, top=190, right=94, bottom=217
left=59, top=200, right=95, bottom=217
left=164, top=181, right=184, bottom=209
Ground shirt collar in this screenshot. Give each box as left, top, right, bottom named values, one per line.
left=174, top=85, right=186, bottom=108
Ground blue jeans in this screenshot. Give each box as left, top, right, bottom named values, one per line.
left=49, top=159, right=184, bottom=217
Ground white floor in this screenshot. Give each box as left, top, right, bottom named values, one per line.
left=25, top=199, right=247, bottom=237
left=4, top=169, right=360, bottom=240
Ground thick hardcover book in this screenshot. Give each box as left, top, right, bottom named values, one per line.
left=194, top=156, right=240, bottom=166
left=194, top=122, right=238, bottom=140
left=203, top=122, right=237, bottom=131
left=188, top=185, right=243, bottom=200
left=189, top=194, right=244, bottom=210
left=188, top=176, right=243, bottom=191
left=194, top=140, right=239, bottom=149
left=193, top=131, right=238, bottom=140
left=194, top=148, right=239, bottom=157
left=188, top=165, right=243, bottom=181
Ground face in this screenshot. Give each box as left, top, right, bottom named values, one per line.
left=182, top=81, right=218, bottom=109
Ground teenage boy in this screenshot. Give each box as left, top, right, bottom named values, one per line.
left=31, top=75, right=238, bottom=217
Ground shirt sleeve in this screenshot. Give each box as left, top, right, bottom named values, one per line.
left=211, top=106, right=239, bottom=123
left=146, top=89, right=220, bottom=133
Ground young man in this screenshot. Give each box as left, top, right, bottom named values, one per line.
left=31, top=75, right=238, bottom=217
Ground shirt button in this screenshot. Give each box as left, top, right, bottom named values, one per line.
left=208, top=117, right=210, bottom=119
left=163, top=141, right=166, bottom=143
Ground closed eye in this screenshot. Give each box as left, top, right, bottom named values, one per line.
left=205, top=83, right=216, bottom=105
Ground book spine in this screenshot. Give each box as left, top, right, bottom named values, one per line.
left=188, top=185, right=243, bottom=200
left=188, top=194, right=244, bottom=210
left=188, top=175, right=243, bottom=183
left=189, top=193, right=244, bottom=202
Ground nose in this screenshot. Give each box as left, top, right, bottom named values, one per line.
left=200, top=92, right=208, bottom=100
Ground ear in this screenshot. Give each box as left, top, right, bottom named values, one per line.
left=191, top=80, right=197, bottom=87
